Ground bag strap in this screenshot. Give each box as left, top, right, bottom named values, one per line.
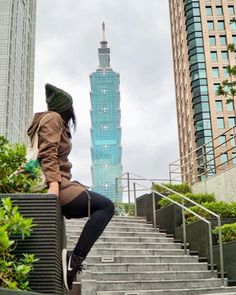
left=31, top=113, right=52, bottom=149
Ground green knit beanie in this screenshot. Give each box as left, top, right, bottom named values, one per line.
left=45, top=83, right=73, bottom=113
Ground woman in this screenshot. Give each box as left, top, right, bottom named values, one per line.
left=27, top=83, right=115, bottom=290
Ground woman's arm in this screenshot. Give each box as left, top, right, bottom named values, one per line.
left=48, top=181, right=59, bottom=196
left=38, top=113, right=63, bottom=196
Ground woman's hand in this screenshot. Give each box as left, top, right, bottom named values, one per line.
left=48, top=181, right=59, bottom=197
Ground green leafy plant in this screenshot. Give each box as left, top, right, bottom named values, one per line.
left=213, top=222, right=236, bottom=243
left=185, top=201, right=236, bottom=224
left=0, top=136, right=46, bottom=193
left=0, top=197, right=37, bottom=290
left=153, top=182, right=191, bottom=195
left=158, top=192, right=215, bottom=208
left=115, top=202, right=135, bottom=216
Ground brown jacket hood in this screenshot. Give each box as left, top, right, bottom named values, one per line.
left=27, top=111, right=53, bottom=142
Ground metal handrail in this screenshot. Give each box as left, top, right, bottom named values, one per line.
left=115, top=172, right=225, bottom=286
left=169, top=125, right=236, bottom=183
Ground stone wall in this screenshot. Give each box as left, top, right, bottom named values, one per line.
left=191, top=166, right=236, bottom=202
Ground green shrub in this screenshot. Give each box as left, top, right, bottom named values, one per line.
left=0, top=136, right=46, bottom=193
left=159, top=193, right=215, bottom=208
left=0, top=197, right=37, bottom=290
left=213, top=223, right=236, bottom=243
left=115, top=202, right=135, bottom=216
left=185, top=201, right=236, bottom=224
left=154, top=182, right=191, bottom=195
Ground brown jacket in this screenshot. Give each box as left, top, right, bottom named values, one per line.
left=27, top=111, right=87, bottom=205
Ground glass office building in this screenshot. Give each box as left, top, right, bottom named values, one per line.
left=169, top=0, right=236, bottom=182
left=89, top=24, right=123, bottom=202
left=0, top=0, right=36, bottom=143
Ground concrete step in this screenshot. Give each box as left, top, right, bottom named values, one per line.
left=86, top=262, right=209, bottom=272
left=66, top=225, right=158, bottom=233
left=68, top=231, right=166, bottom=238
left=92, top=236, right=175, bottom=243
left=85, top=255, right=200, bottom=264
left=82, top=270, right=217, bottom=281
left=66, top=221, right=153, bottom=228
left=67, top=216, right=148, bottom=223
left=67, top=242, right=182, bottom=250
left=88, top=248, right=187, bottom=256
left=92, top=278, right=224, bottom=291
left=95, top=287, right=236, bottom=295
left=67, top=236, right=175, bottom=245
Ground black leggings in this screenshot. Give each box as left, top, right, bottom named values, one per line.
left=61, top=190, right=115, bottom=258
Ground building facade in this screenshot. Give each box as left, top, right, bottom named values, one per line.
left=169, top=0, right=236, bottom=183
left=0, top=0, right=37, bottom=143
left=89, top=24, right=123, bottom=202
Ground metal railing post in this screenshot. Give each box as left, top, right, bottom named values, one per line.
left=181, top=200, right=187, bottom=255
left=217, top=216, right=225, bottom=285
left=133, top=183, right=137, bottom=217
left=208, top=222, right=214, bottom=272
left=115, top=177, right=119, bottom=211
left=127, top=172, right=131, bottom=215
left=152, top=182, right=157, bottom=229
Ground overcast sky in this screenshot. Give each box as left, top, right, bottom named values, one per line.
left=34, top=0, right=179, bottom=192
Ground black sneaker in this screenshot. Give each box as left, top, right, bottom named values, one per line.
left=62, top=249, right=78, bottom=290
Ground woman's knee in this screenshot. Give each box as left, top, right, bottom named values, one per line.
left=106, top=198, right=115, bottom=217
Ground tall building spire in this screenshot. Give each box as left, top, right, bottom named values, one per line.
left=102, top=22, right=106, bottom=42
left=90, top=25, right=123, bottom=202
left=99, top=22, right=110, bottom=68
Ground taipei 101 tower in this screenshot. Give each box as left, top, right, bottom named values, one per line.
left=89, top=23, right=123, bottom=202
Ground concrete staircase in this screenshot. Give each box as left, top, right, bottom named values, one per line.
left=66, top=216, right=236, bottom=295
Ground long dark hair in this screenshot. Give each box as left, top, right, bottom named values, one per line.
left=59, top=106, right=77, bottom=138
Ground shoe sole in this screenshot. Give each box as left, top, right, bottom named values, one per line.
left=62, top=248, right=70, bottom=290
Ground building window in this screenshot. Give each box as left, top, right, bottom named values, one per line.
left=232, top=153, right=236, bottom=164
left=233, top=35, right=236, bottom=44
left=212, top=67, right=219, bottom=78
left=228, top=6, right=235, bottom=15
left=211, top=51, right=218, bottom=61
left=208, top=21, right=214, bottom=31
left=223, top=67, right=229, bottom=77
left=219, top=135, right=226, bottom=146
left=214, top=83, right=220, bottom=94
left=229, top=117, right=236, bottom=128
left=215, top=100, right=223, bottom=112
left=219, top=35, right=226, bottom=46
left=217, top=117, right=225, bottom=129
left=220, top=153, right=228, bottom=164
left=221, top=51, right=228, bottom=61
left=216, top=6, right=223, bottom=16
left=230, top=20, right=236, bottom=30
left=209, top=36, right=216, bottom=46
left=218, top=20, right=225, bottom=30
left=206, top=6, right=213, bottom=16
left=227, top=101, right=234, bottom=111
left=231, top=134, right=236, bottom=146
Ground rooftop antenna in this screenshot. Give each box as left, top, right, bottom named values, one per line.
left=102, top=22, right=106, bottom=41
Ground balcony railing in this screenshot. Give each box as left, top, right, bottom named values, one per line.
left=169, top=126, right=236, bottom=184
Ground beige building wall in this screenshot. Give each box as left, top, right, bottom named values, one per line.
left=169, top=0, right=236, bottom=184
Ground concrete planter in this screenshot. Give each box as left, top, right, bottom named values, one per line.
left=136, top=193, right=161, bottom=223
left=213, top=240, right=236, bottom=284
left=0, top=194, right=66, bottom=295
left=156, top=204, right=182, bottom=235
left=175, top=218, right=236, bottom=260
left=0, top=288, right=42, bottom=295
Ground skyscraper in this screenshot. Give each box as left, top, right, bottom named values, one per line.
left=0, top=0, right=37, bottom=143
left=89, top=23, right=123, bottom=202
left=169, top=0, right=236, bottom=182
